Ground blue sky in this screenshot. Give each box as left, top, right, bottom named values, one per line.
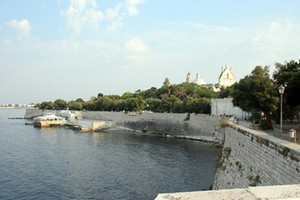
left=1, top=0, right=300, bottom=104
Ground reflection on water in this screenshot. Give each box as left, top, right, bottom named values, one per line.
left=0, top=109, right=219, bottom=200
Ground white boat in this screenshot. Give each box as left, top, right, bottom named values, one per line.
left=33, top=113, right=66, bottom=128
left=59, top=110, right=82, bottom=121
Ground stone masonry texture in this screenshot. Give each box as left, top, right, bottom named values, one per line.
left=213, top=124, right=300, bottom=189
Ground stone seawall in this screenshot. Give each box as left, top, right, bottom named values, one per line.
left=213, top=123, right=300, bottom=189
left=24, top=109, right=221, bottom=138
left=83, top=111, right=221, bottom=138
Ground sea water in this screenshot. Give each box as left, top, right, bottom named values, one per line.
left=0, top=109, right=219, bottom=200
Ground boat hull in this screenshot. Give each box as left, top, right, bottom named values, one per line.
left=33, top=121, right=64, bottom=128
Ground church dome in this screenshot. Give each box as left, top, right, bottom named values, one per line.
left=194, top=73, right=206, bottom=85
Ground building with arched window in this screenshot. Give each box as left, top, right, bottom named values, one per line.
left=218, top=65, right=236, bottom=88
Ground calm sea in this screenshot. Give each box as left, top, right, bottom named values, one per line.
left=0, top=109, right=219, bottom=200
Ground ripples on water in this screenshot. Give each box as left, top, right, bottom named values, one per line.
left=0, top=109, right=219, bottom=200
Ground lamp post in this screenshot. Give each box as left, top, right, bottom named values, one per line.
left=278, top=85, right=285, bottom=138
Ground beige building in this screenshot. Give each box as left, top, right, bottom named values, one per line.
left=218, top=65, right=236, bottom=88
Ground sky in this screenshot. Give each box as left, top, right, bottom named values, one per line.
left=0, top=0, right=300, bottom=104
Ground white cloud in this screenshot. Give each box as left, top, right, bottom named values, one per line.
left=85, top=9, right=105, bottom=31
left=125, top=0, right=145, bottom=16
left=107, top=17, right=124, bottom=32
left=124, top=38, right=148, bottom=52
left=7, top=19, right=31, bottom=39
left=105, top=3, right=122, bottom=20
left=249, top=19, right=300, bottom=61
left=124, top=38, right=148, bottom=62
left=61, top=0, right=104, bottom=35
left=61, top=0, right=145, bottom=35
left=253, top=20, right=295, bottom=44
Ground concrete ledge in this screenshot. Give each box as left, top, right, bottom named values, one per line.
left=155, top=184, right=300, bottom=200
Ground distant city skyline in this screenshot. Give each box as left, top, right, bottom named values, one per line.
left=1, top=0, right=300, bottom=104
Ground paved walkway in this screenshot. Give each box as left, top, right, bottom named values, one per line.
left=233, top=120, right=300, bottom=152
left=155, top=184, right=300, bottom=200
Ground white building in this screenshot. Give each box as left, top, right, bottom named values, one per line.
left=186, top=72, right=192, bottom=83
left=211, top=98, right=250, bottom=119
left=186, top=65, right=236, bottom=92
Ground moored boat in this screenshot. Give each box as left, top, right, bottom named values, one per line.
left=33, top=113, right=66, bottom=128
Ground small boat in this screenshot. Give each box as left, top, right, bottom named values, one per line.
left=73, top=125, right=92, bottom=133
left=33, top=113, right=66, bottom=128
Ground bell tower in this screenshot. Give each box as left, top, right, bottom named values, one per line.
left=186, top=72, right=192, bottom=83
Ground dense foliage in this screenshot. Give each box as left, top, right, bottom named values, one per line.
left=232, top=66, right=278, bottom=129
left=273, top=60, right=300, bottom=122
left=232, top=60, right=300, bottom=129
left=36, top=81, right=217, bottom=114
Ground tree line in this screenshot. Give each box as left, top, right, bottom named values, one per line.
left=35, top=80, right=218, bottom=114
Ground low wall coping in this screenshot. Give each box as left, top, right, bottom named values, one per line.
left=155, top=184, right=300, bottom=200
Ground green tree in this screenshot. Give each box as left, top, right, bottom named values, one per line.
left=125, top=97, right=146, bottom=111
left=90, top=96, right=97, bottom=101
left=95, top=96, right=113, bottom=111
left=85, top=101, right=97, bottom=111
left=140, top=87, right=158, bottom=99
left=198, top=98, right=211, bottom=114
left=146, top=98, right=163, bottom=112
left=232, top=66, right=278, bottom=129
left=273, top=60, right=300, bottom=122
left=39, top=101, right=54, bottom=109
left=173, top=85, right=186, bottom=100
left=183, top=96, right=195, bottom=113
left=68, top=101, right=83, bottom=110
left=54, top=99, right=68, bottom=110
left=76, top=98, right=85, bottom=103
left=218, top=86, right=234, bottom=98
left=107, top=95, right=121, bottom=100
left=194, top=85, right=217, bottom=98
left=156, top=87, right=168, bottom=98
left=169, top=95, right=183, bottom=113
left=115, top=99, right=127, bottom=111
left=122, top=91, right=134, bottom=99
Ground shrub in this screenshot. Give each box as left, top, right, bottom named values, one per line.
left=219, top=118, right=229, bottom=127
left=259, top=119, right=272, bottom=130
